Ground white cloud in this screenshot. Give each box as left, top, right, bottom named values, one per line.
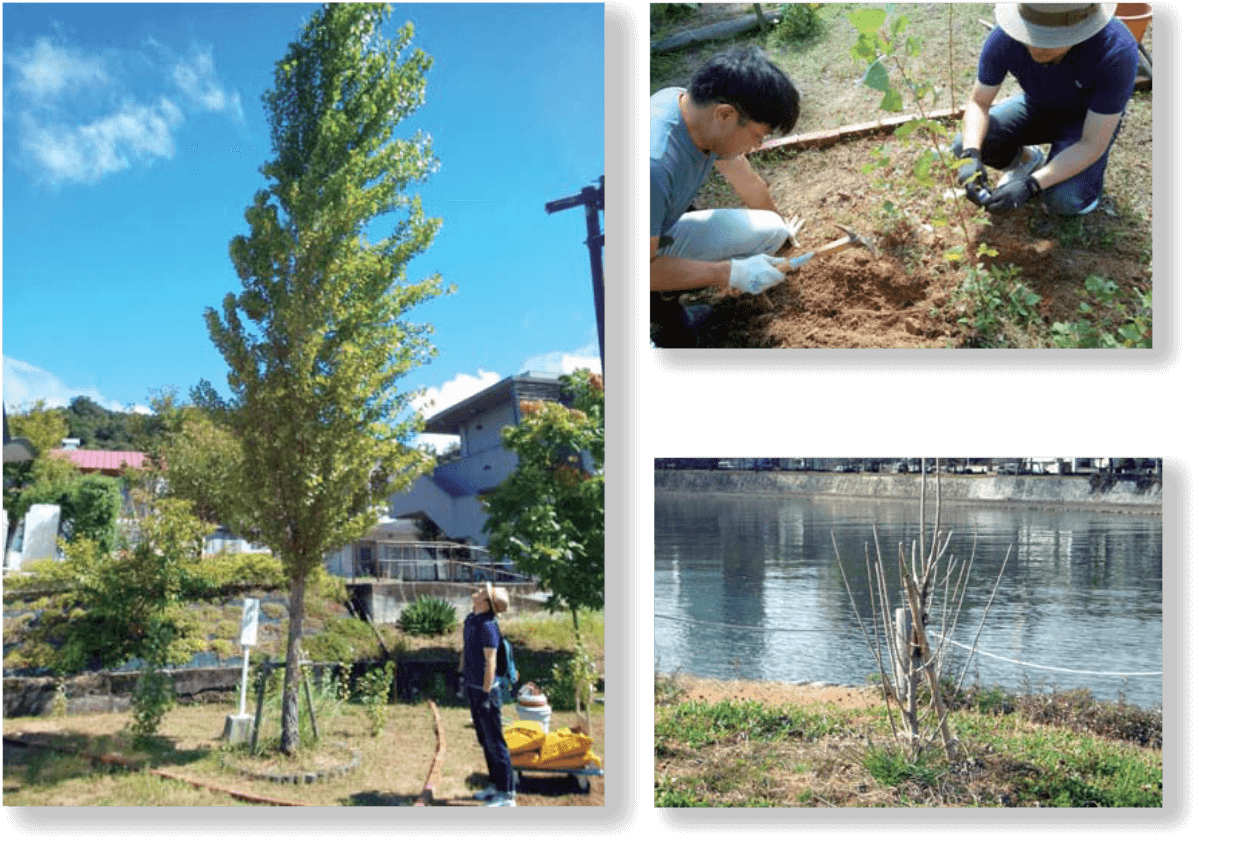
left=411, top=369, right=500, bottom=454
left=6, top=34, right=242, bottom=186
left=519, top=344, right=602, bottom=376
left=22, top=98, right=184, bottom=186
left=2, top=357, right=146, bottom=414
left=5, top=37, right=108, bottom=99
left=173, top=44, right=243, bottom=121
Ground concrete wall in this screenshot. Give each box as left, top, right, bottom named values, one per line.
left=654, top=470, right=1161, bottom=510
left=3, top=660, right=460, bottom=718
left=347, top=581, right=544, bottom=625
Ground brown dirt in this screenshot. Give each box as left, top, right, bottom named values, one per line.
left=668, top=675, right=883, bottom=710
left=3, top=701, right=603, bottom=807
left=675, top=129, right=1152, bottom=348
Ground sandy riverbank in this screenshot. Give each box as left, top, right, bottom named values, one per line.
left=662, top=674, right=884, bottom=710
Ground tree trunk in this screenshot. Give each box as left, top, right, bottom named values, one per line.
left=280, top=572, right=307, bottom=754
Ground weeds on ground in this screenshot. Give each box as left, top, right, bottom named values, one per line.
left=948, top=260, right=1046, bottom=347
left=654, top=689, right=1161, bottom=807
left=1050, top=275, right=1152, bottom=348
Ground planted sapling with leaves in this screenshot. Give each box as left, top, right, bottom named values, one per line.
left=849, top=6, right=988, bottom=264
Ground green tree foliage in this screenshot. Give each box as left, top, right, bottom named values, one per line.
left=4, top=402, right=124, bottom=554
left=5, top=403, right=75, bottom=547
left=63, top=474, right=124, bottom=553
left=193, top=3, right=443, bottom=754
left=145, top=390, right=251, bottom=535
left=33, top=498, right=211, bottom=676
left=59, top=396, right=143, bottom=450
left=484, top=370, right=604, bottom=631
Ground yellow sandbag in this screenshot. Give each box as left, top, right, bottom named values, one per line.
left=537, top=728, right=593, bottom=765
left=509, top=749, right=541, bottom=767
left=503, top=721, right=546, bottom=754
left=535, top=748, right=602, bottom=770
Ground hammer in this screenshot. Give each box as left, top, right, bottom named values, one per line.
left=772, top=225, right=881, bottom=287
left=818, top=223, right=877, bottom=258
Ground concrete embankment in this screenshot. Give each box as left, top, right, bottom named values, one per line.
left=655, top=470, right=1161, bottom=513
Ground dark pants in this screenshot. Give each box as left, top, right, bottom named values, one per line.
left=952, top=94, right=1123, bottom=215
left=468, top=686, right=514, bottom=793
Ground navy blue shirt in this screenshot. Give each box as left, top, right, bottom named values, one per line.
left=978, top=19, right=1138, bottom=117
left=462, top=611, right=501, bottom=690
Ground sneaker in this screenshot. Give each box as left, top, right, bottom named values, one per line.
left=484, top=791, right=517, bottom=807
left=472, top=784, right=499, bottom=801
left=1075, top=196, right=1101, bottom=216
left=996, top=145, right=1045, bottom=188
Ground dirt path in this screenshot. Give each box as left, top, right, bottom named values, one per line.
left=666, top=675, right=883, bottom=710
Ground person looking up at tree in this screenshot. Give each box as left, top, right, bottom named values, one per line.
left=459, top=583, right=516, bottom=806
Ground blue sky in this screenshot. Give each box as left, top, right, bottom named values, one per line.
left=2, top=2, right=603, bottom=449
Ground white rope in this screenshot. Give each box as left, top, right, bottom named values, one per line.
left=655, top=613, right=1162, bottom=677
left=928, top=630, right=1162, bottom=677
left=654, top=612, right=832, bottom=633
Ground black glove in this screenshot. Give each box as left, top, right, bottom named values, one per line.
left=984, top=173, right=1042, bottom=212
left=955, top=147, right=990, bottom=207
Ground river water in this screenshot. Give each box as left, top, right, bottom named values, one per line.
left=654, top=491, right=1163, bottom=710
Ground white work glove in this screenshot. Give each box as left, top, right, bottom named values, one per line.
left=728, top=252, right=814, bottom=296
left=783, top=215, right=805, bottom=248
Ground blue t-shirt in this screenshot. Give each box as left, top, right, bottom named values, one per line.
left=650, top=87, right=715, bottom=239
left=978, top=19, right=1138, bottom=117
left=462, top=611, right=501, bottom=690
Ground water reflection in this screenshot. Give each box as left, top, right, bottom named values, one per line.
left=655, top=492, right=1163, bottom=709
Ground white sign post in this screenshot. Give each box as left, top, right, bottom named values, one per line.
left=238, top=598, right=259, bottom=714
left=224, top=598, right=260, bottom=744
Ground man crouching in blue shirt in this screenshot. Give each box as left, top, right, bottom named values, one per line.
left=953, top=4, right=1139, bottom=215
left=650, top=46, right=808, bottom=345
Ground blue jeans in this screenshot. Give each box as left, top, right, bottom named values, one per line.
left=468, top=686, right=514, bottom=793
left=952, top=94, right=1122, bottom=215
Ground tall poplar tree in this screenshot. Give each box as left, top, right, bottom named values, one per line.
left=195, top=3, right=443, bottom=753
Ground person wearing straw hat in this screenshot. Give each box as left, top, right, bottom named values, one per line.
left=650, top=45, right=807, bottom=345
left=459, top=582, right=516, bottom=806
left=952, top=4, right=1139, bottom=215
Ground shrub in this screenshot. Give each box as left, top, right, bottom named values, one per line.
left=775, top=3, right=824, bottom=45
left=397, top=595, right=458, bottom=637
left=304, top=617, right=378, bottom=663
left=353, top=660, right=395, bottom=736
left=547, top=635, right=599, bottom=712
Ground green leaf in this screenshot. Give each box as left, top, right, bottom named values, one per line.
left=945, top=247, right=965, bottom=262
left=851, top=36, right=878, bottom=63
left=849, top=8, right=886, bottom=35
left=907, top=35, right=924, bottom=57
left=1119, top=324, right=1144, bottom=342
left=879, top=87, right=903, bottom=112
left=861, top=60, right=890, bottom=92
left=912, top=150, right=934, bottom=184
left=892, top=14, right=908, bottom=39
left=894, top=120, right=919, bottom=139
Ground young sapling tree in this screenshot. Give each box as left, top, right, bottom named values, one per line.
left=849, top=7, right=988, bottom=264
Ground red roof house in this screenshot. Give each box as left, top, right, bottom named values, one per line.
left=52, top=449, right=148, bottom=476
